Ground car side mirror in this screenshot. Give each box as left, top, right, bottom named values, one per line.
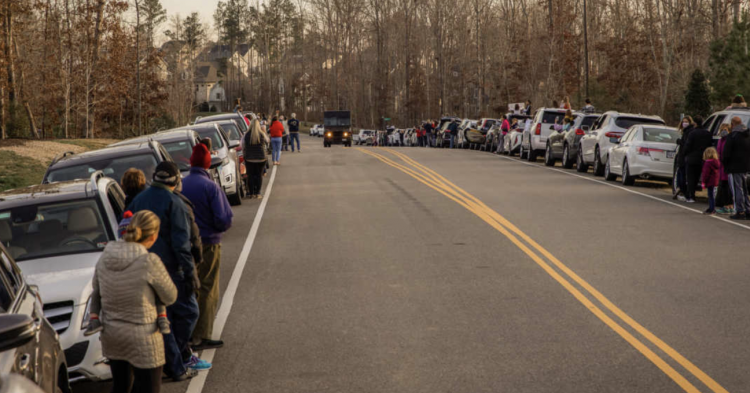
left=609, top=137, right=620, bottom=144
left=210, top=156, right=223, bottom=169
left=0, top=314, right=36, bottom=353
left=228, top=140, right=240, bottom=149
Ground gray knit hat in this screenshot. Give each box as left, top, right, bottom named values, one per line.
left=153, top=162, right=180, bottom=187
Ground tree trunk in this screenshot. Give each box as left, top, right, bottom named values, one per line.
left=86, top=0, right=107, bottom=138
left=24, top=103, right=39, bottom=139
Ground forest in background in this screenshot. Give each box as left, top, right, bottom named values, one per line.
left=1, top=0, right=749, bottom=137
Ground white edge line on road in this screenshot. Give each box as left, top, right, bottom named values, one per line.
left=186, top=166, right=278, bottom=393
left=495, top=154, right=750, bottom=231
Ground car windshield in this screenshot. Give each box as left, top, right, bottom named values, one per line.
left=615, top=117, right=665, bottom=129
left=162, top=141, right=193, bottom=171
left=196, top=129, right=225, bottom=151
left=46, top=154, right=158, bottom=184
left=642, top=128, right=679, bottom=143
left=0, top=199, right=111, bottom=261
left=220, top=123, right=242, bottom=141
left=542, top=111, right=566, bottom=124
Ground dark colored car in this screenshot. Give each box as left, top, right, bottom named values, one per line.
left=42, top=142, right=173, bottom=185
left=0, top=242, right=70, bottom=393
left=545, top=113, right=601, bottom=168
left=483, top=114, right=531, bottom=152
left=194, top=113, right=249, bottom=134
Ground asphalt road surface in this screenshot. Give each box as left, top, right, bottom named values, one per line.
left=77, top=136, right=750, bottom=393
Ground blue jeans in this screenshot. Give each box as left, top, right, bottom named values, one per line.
left=290, top=133, right=300, bottom=151
left=271, top=137, right=282, bottom=162
left=163, top=278, right=199, bottom=378
left=729, top=173, right=749, bottom=213
left=708, top=186, right=716, bottom=211
left=449, top=134, right=456, bottom=148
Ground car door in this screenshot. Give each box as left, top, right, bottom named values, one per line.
left=582, top=115, right=607, bottom=162
left=611, top=127, right=635, bottom=174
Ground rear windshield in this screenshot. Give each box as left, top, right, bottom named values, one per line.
left=642, top=128, right=679, bottom=143
left=220, top=123, right=242, bottom=141
left=482, top=120, right=496, bottom=130
left=580, top=116, right=598, bottom=128
left=47, top=154, right=159, bottom=183
left=541, top=111, right=567, bottom=124
left=615, top=117, right=665, bottom=129
left=196, top=129, right=225, bottom=150
left=162, top=141, right=194, bottom=171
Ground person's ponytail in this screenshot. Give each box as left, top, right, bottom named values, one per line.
left=123, top=226, right=142, bottom=243
left=123, top=211, right=160, bottom=243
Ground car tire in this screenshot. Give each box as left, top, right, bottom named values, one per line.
left=527, top=148, right=537, bottom=162
left=519, top=145, right=526, bottom=159
left=562, top=145, right=574, bottom=169
left=604, top=156, right=617, bottom=181
left=593, top=147, right=605, bottom=176
left=622, top=160, right=636, bottom=185
left=544, top=144, right=555, bottom=166
left=228, top=188, right=242, bottom=206
left=576, top=144, right=589, bottom=172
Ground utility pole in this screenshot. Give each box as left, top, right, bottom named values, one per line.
left=583, top=0, right=589, bottom=99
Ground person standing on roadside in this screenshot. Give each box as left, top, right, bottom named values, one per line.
left=716, top=124, right=735, bottom=214
left=121, top=168, right=146, bottom=207
left=581, top=99, right=596, bottom=114
left=701, top=148, right=721, bottom=215
left=128, top=162, right=209, bottom=381
left=243, top=119, right=269, bottom=198
left=424, top=121, right=433, bottom=147
left=281, top=115, right=290, bottom=151
left=88, top=211, right=177, bottom=393
left=523, top=100, right=532, bottom=116
left=722, top=116, right=750, bottom=220
left=182, top=144, right=234, bottom=350
left=674, top=116, right=695, bottom=201
left=288, top=113, right=301, bottom=152
left=448, top=119, right=459, bottom=148
left=683, top=115, right=713, bottom=203
left=269, top=116, right=284, bottom=165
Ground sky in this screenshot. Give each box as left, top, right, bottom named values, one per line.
left=161, top=0, right=218, bottom=25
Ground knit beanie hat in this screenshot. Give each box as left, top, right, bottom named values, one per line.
left=153, top=162, right=180, bottom=186
left=190, top=143, right=212, bottom=169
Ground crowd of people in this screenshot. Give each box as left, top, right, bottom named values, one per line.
left=82, top=110, right=302, bottom=392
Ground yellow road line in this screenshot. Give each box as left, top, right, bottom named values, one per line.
left=358, top=147, right=724, bottom=393
left=380, top=147, right=728, bottom=393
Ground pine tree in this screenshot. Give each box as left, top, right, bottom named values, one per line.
left=709, top=16, right=750, bottom=107
left=684, top=69, right=712, bottom=118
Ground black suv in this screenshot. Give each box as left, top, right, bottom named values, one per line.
left=0, top=243, right=70, bottom=393
left=42, top=142, right=173, bottom=185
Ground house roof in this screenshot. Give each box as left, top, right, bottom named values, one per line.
left=195, top=61, right=222, bottom=83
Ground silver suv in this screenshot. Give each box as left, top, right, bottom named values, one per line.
left=521, top=108, right=568, bottom=161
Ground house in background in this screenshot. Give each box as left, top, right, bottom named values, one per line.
left=194, top=61, right=226, bottom=111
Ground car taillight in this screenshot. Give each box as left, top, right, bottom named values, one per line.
left=638, top=147, right=663, bottom=156
left=605, top=132, right=623, bottom=138
left=535, top=124, right=541, bottom=135
left=575, top=128, right=585, bottom=136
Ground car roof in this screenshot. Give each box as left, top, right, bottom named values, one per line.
left=196, top=113, right=242, bottom=121
left=49, top=142, right=158, bottom=169
left=109, top=130, right=198, bottom=147
left=0, top=174, right=112, bottom=209
left=601, top=110, right=663, bottom=120
left=174, top=123, right=221, bottom=133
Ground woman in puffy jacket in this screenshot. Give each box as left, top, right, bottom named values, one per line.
left=88, top=210, right=177, bottom=393
left=268, top=116, right=285, bottom=165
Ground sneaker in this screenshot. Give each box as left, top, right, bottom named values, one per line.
left=171, top=368, right=198, bottom=382
left=185, top=355, right=212, bottom=371
left=703, top=209, right=715, bottom=215
left=686, top=199, right=695, bottom=203
left=729, top=213, right=746, bottom=220
left=677, top=195, right=687, bottom=202
left=728, top=208, right=736, bottom=215
left=715, top=207, right=728, bottom=214
left=83, top=319, right=103, bottom=337
left=191, top=339, right=224, bottom=351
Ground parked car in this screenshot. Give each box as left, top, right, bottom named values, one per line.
left=107, top=130, right=223, bottom=187
left=0, top=172, right=126, bottom=383
left=0, top=246, right=70, bottom=393
left=604, top=125, right=679, bottom=185
left=457, top=120, right=483, bottom=149
left=174, top=123, right=243, bottom=205
left=435, top=117, right=460, bottom=147
left=194, top=113, right=249, bottom=133
left=520, top=108, right=568, bottom=161
left=544, top=112, right=601, bottom=168
left=702, top=107, right=750, bottom=138
left=497, top=115, right=533, bottom=155
left=213, top=120, right=247, bottom=193
left=311, top=124, right=325, bottom=137
left=404, top=129, right=417, bottom=146
left=578, top=111, right=665, bottom=176
left=43, top=142, right=172, bottom=185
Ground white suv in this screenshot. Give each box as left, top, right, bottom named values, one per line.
left=578, top=111, right=665, bottom=176
left=521, top=108, right=568, bottom=161
left=0, top=171, right=125, bottom=383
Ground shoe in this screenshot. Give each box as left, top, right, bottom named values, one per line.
left=172, top=368, right=198, bottom=381
left=257, top=195, right=263, bottom=200
left=185, top=355, right=212, bottom=371
left=677, top=195, right=687, bottom=202
left=191, top=339, right=224, bottom=351
left=686, top=199, right=695, bottom=203
left=716, top=207, right=727, bottom=214
left=728, top=208, right=736, bottom=215
left=703, top=209, right=715, bottom=215
left=729, top=213, right=746, bottom=220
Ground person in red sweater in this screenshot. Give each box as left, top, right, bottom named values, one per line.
left=269, top=116, right=284, bottom=165
left=701, top=147, right=721, bottom=215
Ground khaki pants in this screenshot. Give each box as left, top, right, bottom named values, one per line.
left=193, top=244, right=221, bottom=341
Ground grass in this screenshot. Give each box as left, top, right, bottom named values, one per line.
left=55, top=139, right=116, bottom=151
left=0, top=151, right=47, bottom=192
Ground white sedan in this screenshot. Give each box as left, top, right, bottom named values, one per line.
left=604, top=125, right=679, bottom=185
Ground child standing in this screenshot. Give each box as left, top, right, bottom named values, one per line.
left=701, top=147, right=721, bottom=215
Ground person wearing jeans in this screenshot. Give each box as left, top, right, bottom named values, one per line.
left=269, top=117, right=284, bottom=165
left=721, top=117, right=750, bottom=220
left=288, top=114, right=301, bottom=152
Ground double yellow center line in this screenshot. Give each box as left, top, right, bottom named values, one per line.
left=356, top=147, right=727, bottom=393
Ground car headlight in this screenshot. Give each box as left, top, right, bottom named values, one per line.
left=222, top=157, right=230, bottom=166
left=327, top=132, right=332, bottom=137
left=81, top=296, right=93, bottom=329
left=344, top=132, right=349, bottom=137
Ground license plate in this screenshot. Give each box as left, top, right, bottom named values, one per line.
left=667, top=151, right=675, bottom=159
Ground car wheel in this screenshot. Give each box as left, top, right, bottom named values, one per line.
left=527, top=147, right=537, bottom=162
left=519, top=145, right=526, bottom=159
left=604, top=156, right=617, bottom=181
left=228, top=187, right=242, bottom=206
left=562, top=145, right=574, bottom=169
left=576, top=144, right=589, bottom=172
left=544, top=144, right=555, bottom=166
left=593, top=147, right=605, bottom=176
left=622, top=160, right=636, bottom=186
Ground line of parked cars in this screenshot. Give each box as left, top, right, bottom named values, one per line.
left=0, top=112, right=255, bottom=390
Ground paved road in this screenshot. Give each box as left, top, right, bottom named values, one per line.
left=77, top=136, right=750, bottom=393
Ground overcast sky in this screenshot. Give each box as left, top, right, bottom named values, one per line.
left=161, top=0, right=218, bottom=25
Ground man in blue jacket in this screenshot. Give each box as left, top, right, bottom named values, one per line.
left=128, top=161, right=206, bottom=380
left=182, top=144, right=234, bottom=350
left=288, top=113, right=301, bottom=152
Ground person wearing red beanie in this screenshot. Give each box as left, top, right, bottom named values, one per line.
left=190, top=143, right=211, bottom=169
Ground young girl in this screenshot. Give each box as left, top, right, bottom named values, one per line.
left=715, top=124, right=734, bottom=214
left=701, top=147, right=721, bottom=215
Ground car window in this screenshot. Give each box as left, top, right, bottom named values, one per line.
left=708, top=115, right=726, bottom=136
left=162, top=140, right=194, bottom=171
left=0, top=251, right=20, bottom=296
left=106, top=184, right=125, bottom=222
left=222, top=123, right=242, bottom=141
left=542, top=111, right=566, bottom=124
left=643, top=127, right=679, bottom=143
left=0, top=199, right=111, bottom=262
left=593, top=115, right=608, bottom=130
left=196, top=129, right=225, bottom=151
left=614, top=117, right=665, bottom=129
left=580, top=116, right=598, bottom=129
left=47, top=154, right=159, bottom=184
left=0, top=260, right=12, bottom=312
left=623, top=128, right=638, bottom=142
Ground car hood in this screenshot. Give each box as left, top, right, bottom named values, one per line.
left=18, top=253, right=100, bottom=306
